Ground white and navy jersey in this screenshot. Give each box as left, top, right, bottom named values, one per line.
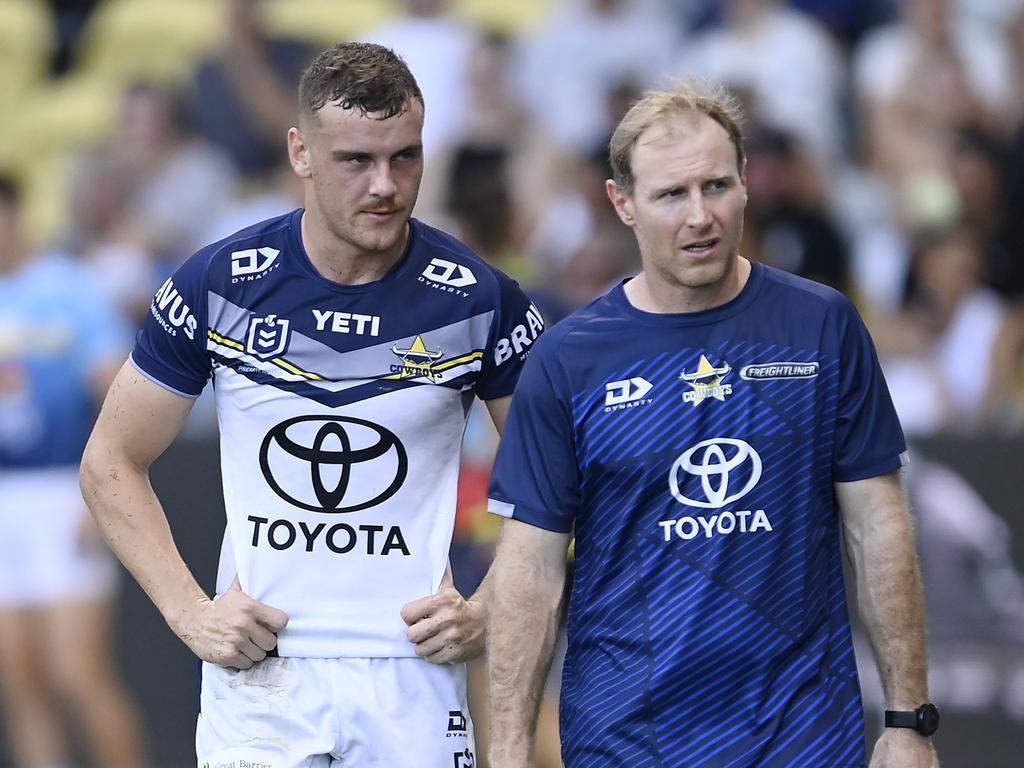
left=489, top=263, right=906, bottom=768
left=133, top=210, right=542, bottom=657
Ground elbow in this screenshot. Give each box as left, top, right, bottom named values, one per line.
left=78, top=434, right=132, bottom=509
left=79, top=437, right=108, bottom=508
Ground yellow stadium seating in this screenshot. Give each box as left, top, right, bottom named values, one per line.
left=74, top=0, right=224, bottom=87
left=0, top=0, right=53, bottom=102
left=452, top=0, right=555, bottom=35
left=260, top=0, right=401, bottom=46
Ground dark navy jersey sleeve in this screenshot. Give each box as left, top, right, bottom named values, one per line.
left=474, top=272, right=545, bottom=401
left=487, top=328, right=579, bottom=532
left=831, top=294, right=906, bottom=481
left=131, top=251, right=212, bottom=397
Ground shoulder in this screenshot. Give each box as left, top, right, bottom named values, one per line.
left=169, top=209, right=298, bottom=292
left=527, top=291, right=616, bottom=366
left=758, top=264, right=857, bottom=316
left=411, top=219, right=518, bottom=296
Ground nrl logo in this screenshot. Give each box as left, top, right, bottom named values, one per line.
left=246, top=314, right=290, bottom=360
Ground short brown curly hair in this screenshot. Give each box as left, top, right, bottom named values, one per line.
left=298, top=42, right=424, bottom=124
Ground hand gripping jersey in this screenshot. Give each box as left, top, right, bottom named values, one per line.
left=133, top=211, right=542, bottom=657
left=489, top=264, right=906, bottom=768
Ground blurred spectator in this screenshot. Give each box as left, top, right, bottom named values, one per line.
left=949, top=127, right=1024, bottom=299
left=790, top=0, right=894, bottom=44
left=878, top=224, right=1011, bottom=434
left=742, top=126, right=850, bottom=292
left=366, top=0, right=480, bottom=155
left=61, top=148, right=159, bottom=325
left=185, top=0, right=314, bottom=178
left=515, top=0, right=678, bottom=152
left=557, top=222, right=640, bottom=310
left=521, top=78, right=641, bottom=273
left=853, top=0, right=1016, bottom=191
left=203, top=157, right=305, bottom=245
left=953, top=0, right=1024, bottom=31
left=446, top=144, right=525, bottom=274
left=82, top=81, right=238, bottom=266
left=462, top=32, right=529, bottom=146
left=0, top=176, right=146, bottom=768
left=677, top=0, right=845, bottom=163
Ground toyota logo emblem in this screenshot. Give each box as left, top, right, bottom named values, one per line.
left=259, top=416, right=408, bottom=513
left=669, top=438, right=761, bottom=509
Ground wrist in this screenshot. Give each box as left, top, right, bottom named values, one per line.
left=884, top=702, right=940, bottom=736
left=164, top=590, right=212, bottom=636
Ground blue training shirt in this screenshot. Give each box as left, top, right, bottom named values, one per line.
left=488, top=262, right=906, bottom=768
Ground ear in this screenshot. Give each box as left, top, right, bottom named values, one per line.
left=288, top=127, right=312, bottom=179
left=606, top=179, right=636, bottom=228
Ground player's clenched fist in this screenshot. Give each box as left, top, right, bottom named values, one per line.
left=175, top=577, right=289, bottom=669
left=400, top=569, right=486, bottom=664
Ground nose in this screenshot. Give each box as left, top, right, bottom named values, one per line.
left=684, top=194, right=712, bottom=230
left=368, top=162, right=397, bottom=199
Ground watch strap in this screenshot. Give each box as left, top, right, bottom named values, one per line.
left=884, top=710, right=918, bottom=729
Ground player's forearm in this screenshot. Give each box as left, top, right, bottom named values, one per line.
left=80, top=446, right=208, bottom=634
left=486, top=550, right=565, bottom=767
left=844, top=494, right=930, bottom=709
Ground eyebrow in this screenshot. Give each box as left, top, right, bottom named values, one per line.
left=330, top=144, right=423, bottom=161
left=651, top=175, right=735, bottom=195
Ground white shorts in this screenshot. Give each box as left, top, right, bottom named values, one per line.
left=197, top=657, right=476, bottom=768
left=0, top=467, right=118, bottom=608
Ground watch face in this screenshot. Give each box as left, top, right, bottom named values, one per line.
left=916, top=703, right=940, bottom=736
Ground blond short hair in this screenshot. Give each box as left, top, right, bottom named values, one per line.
left=609, top=78, right=745, bottom=195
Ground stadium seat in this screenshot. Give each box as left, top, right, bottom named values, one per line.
left=0, top=0, right=54, bottom=169
left=0, top=0, right=52, bottom=99
left=451, top=0, right=555, bottom=35
left=260, top=0, right=401, bottom=46
left=4, top=73, right=119, bottom=245
left=74, top=0, right=224, bottom=87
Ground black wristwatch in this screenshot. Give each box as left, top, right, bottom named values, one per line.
left=884, top=703, right=940, bottom=736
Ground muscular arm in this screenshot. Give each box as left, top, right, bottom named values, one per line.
left=836, top=471, right=939, bottom=767
left=487, top=518, right=570, bottom=768
left=80, top=361, right=286, bottom=668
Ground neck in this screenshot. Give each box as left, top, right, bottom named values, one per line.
left=300, top=209, right=409, bottom=286
left=625, top=256, right=751, bottom=314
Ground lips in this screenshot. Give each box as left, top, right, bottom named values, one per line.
left=682, top=238, right=719, bottom=254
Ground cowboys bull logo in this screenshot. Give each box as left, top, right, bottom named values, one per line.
left=260, top=416, right=408, bottom=513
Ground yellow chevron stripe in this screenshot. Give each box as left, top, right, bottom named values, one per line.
left=434, top=351, right=484, bottom=371
left=207, top=329, right=324, bottom=381
left=208, top=329, right=243, bottom=351
left=273, top=358, right=324, bottom=381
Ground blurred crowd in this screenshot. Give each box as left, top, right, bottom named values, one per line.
left=3, top=0, right=1024, bottom=765
left=2, top=0, right=1023, bottom=438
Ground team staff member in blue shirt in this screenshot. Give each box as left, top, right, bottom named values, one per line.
left=485, top=79, right=940, bottom=768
